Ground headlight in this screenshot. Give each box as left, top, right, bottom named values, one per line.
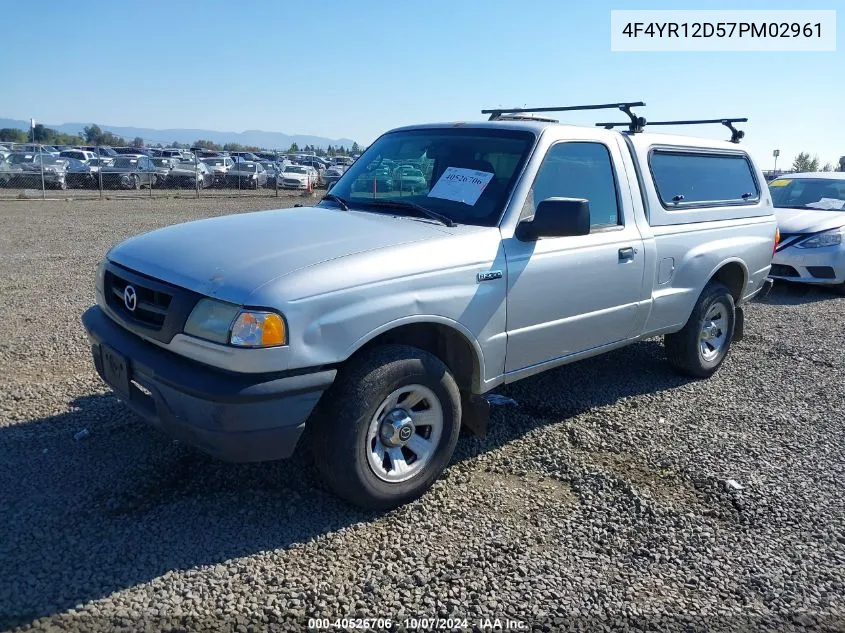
left=796, top=229, right=843, bottom=249
left=183, top=298, right=287, bottom=347
left=230, top=311, right=286, bottom=347
left=184, top=298, right=241, bottom=344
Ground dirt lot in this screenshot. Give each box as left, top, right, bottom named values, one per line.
left=0, top=197, right=843, bottom=632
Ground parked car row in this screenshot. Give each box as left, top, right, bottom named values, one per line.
left=0, top=143, right=359, bottom=191
left=0, top=148, right=350, bottom=191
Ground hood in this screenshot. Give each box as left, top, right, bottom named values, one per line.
left=107, top=206, right=453, bottom=305
left=775, top=208, right=845, bottom=234
left=282, top=172, right=308, bottom=180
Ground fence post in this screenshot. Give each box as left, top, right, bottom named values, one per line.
left=97, top=146, right=103, bottom=199
left=275, top=150, right=279, bottom=197
left=195, top=154, right=200, bottom=199
left=39, top=144, right=45, bottom=199
left=149, top=152, right=153, bottom=199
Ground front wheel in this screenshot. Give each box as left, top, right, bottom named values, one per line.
left=665, top=281, right=735, bottom=378
left=132, top=174, right=141, bottom=190
left=310, top=345, right=462, bottom=510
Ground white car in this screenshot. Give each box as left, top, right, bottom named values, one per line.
left=280, top=165, right=317, bottom=189
left=769, top=172, right=845, bottom=293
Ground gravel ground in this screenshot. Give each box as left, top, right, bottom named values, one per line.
left=0, top=198, right=843, bottom=633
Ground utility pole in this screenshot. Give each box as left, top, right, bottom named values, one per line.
left=773, top=149, right=780, bottom=173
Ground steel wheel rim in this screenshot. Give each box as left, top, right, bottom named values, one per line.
left=366, top=384, right=443, bottom=484
left=699, top=302, right=728, bottom=362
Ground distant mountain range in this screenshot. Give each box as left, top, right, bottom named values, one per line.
left=0, top=118, right=359, bottom=150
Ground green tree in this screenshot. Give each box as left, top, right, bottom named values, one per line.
left=131, top=137, right=145, bottom=148
left=821, top=163, right=833, bottom=172
left=288, top=142, right=299, bottom=152
left=83, top=124, right=103, bottom=144
left=792, top=152, right=820, bottom=172
left=193, top=139, right=221, bottom=150
left=0, top=128, right=27, bottom=143
left=351, top=142, right=360, bottom=153
left=223, top=142, right=245, bottom=152
left=82, top=124, right=125, bottom=147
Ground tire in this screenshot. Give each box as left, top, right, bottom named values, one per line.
left=132, top=174, right=141, bottom=190
left=665, top=281, right=735, bottom=378
left=310, top=344, right=462, bottom=510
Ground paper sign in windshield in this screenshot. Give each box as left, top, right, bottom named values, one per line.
left=768, top=179, right=792, bottom=187
left=805, top=198, right=845, bottom=210
left=427, top=167, right=494, bottom=206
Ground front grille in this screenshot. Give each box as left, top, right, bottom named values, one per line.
left=807, top=266, right=836, bottom=279
left=770, top=264, right=799, bottom=277
left=105, top=269, right=172, bottom=330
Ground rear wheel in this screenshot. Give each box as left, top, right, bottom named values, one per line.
left=665, top=281, right=735, bottom=378
left=311, top=345, right=462, bottom=510
left=132, top=174, right=141, bottom=190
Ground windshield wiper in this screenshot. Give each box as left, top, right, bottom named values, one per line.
left=358, top=198, right=456, bottom=227
left=320, top=193, right=349, bottom=211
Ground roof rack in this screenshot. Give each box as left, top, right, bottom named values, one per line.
left=596, top=117, right=748, bottom=143
left=482, top=102, right=646, bottom=133
left=494, top=113, right=560, bottom=123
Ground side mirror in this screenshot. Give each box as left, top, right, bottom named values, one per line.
left=516, top=197, right=591, bottom=241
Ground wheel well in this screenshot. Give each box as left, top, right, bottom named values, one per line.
left=710, top=262, right=746, bottom=303
left=356, top=323, right=479, bottom=391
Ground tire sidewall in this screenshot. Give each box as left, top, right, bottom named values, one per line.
left=695, top=289, right=735, bottom=371
left=314, top=347, right=462, bottom=509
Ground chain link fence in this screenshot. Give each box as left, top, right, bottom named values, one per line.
left=0, top=142, right=336, bottom=200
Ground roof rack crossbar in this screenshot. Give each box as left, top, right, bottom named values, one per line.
left=483, top=102, right=645, bottom=132
left=596, top=117, right=748, bottom=143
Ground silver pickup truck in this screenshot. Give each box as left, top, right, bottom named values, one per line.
left=82, top=104, right=778, bottom=509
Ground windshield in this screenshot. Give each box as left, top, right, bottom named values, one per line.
left=284, top=166, right=307, bottom=174
left=325, top=128, right=536, bottom=226
left=113, top=158, right=138, bottom=168
left=770, top=177, right=845, bottom=211
left=204, top=159, right=226, bottom=166
left=9, top=154, right=35, bottom=164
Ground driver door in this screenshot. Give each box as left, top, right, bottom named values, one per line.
left=503, top=140, right=646, bottom=373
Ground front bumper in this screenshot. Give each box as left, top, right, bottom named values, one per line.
left=770, top=245, right=845, bottom=285
left=81, top=305, right=336, bottom=462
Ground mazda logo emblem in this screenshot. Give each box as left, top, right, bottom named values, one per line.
left=123, top=285, right=137, bottom=312
left=399, top=425, right=413, bottom=441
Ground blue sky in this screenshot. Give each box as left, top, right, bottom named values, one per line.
left=2, top=0, right=841, bottom=167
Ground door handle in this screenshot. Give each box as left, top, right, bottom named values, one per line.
left=618, top=246, right=636, bottom=261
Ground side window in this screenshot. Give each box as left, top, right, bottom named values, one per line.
left=527, top=142, right=621, bottom=229
left=649, top=151, right=759, bottom=206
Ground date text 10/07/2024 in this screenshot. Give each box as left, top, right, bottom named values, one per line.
left=307, top=617, right=528, bottom=630
left=621, top=22, right=822, bottom=38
